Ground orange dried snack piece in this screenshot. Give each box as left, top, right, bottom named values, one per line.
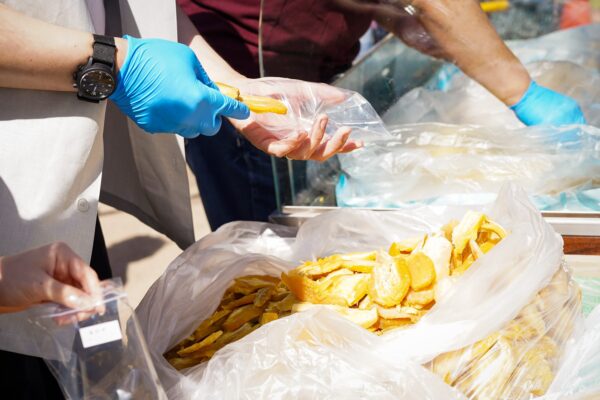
left=389, top=235, right=426, bottom=256
left=405, top=288, right=435, bottom=307
left=253, top=287, right=275, bottom=308
left=222, top=293, right=257, bottom=310
left=177, top=330, right=223, bottom=356
left=321, top=273, right=370, bottom=307
left=265, top=293, right=298, bottom=313
left=369, top=253, right=411, bottom=307
left=222, top=304, right=263, bottom=332
left=230, top=275, right=279, bottom=295
left=406, top=252, right=436, bottom=291
left=259, top=312, right=279, bottom=324
left=193, top=309, right=231, bottom=340
left=281, top=270, right=323, bottom=304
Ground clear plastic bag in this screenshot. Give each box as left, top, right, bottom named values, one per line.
left=136, top=184, right=578, bottom=399
left=383, top=25, right=600, bottom=128
left=336, top=122, right=600, bottom=210
left=231, top=77, right=390, bottom=140
left=540, top=304, right=600, bottom=399
left=429, top=265, right=583, bottom=399
left=0, top=279, right=166, bottom=399
left=336, top=25, right=600, bottom=211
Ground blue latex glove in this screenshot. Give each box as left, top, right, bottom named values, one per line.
left=110, top=35, right=249, bottom=138
left=510, top=81, right=586, bottom=126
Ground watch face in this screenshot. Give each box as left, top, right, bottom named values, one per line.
left=80, top=68, right=115, bottom=100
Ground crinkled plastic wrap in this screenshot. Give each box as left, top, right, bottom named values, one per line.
left=336, top=122, right=600, bottom=210
left=336, top=25, right=600, bottom=211
left=0, top=279, right=166, bottom=399
left=135, top=185, right=596, bottom=399
left=429, top=265, right=582, bottom=399
left=383, top=25, right=600, bottom=128
left=232, top=77, right=389, bottom=140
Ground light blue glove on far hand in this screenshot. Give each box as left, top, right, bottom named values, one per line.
left=110, top=35, right=249, bottom=138
left=510, top=81, right=586, bottom=126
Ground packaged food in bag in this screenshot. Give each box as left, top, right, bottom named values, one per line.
left=135, top=184, right=591, bottom=399
left=0, top=279, right=166, bottom=399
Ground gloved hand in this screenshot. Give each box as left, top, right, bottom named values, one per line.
left=510, top=81, right=586, bottom=126
left=110, top=35, right=249, bottom=138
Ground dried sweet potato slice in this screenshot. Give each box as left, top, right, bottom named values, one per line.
left=221, top=293, right=257, bottom=310
left=193, top=309, right=231, bottom=340
left=230, top=275, right=279, bottom=295
left=177, top=330, right=223, bottom=356
left=259, top=312, right=279, bottom=324
left=222, top=304, right=263, bottom=332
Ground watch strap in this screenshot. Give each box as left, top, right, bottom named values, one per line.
left=91, top=34, right=116, bottom=67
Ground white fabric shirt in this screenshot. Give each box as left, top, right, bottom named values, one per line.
left=0, top=0, right=194, bottom=261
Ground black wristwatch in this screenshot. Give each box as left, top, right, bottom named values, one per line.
left=74, top=34, right=117, bottom=102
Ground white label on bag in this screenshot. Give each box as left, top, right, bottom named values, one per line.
left=79, top=320, right=122, bottom=348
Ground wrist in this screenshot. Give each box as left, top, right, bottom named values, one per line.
left=114, top=36, right=128, bottom=75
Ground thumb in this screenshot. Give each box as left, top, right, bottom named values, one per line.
left=209, top=87, right=250, bottom=120
left=192, top=56, right=219, bottom=90
left=44, top=278, right=95, bottom=310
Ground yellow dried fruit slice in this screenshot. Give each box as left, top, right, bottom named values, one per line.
left=369, top=253, right=411, bottom=307
left=222, top=304, right=263, bottom=332
left=253, top=287, right=275, bottom=308
left=281, top=270, right=323, bottom=304
left=389, top=235, right=426, bottom=256
left=481, top=220, right=508, bottom=240
left=441, top=219, right=459, bottom=242
left=376, top=304, right=421, bottom=320
left=452, top=211, right=486, bottom=255
left=221, top=293, right=257, bottom=310
left=265, top=293, right=298, bottom=313
left=405, top=288, right=435, bottom=306
left=177, top=330, right=223, bottom=356
left=422, top=235, right=452, bottom=280
left=340, top=259, right=378, bottom=273
left=358, top=294, right=374, bottom=310
left=321, top=273, right=370, bottom=307
left=230, top=275, right=279, bottom=295
left=295, top=256, right=343, bottom=277
left=292, top=302, right=378, bottom=329
left=259, top=312, right=279, bottom=325
left=406, top=252, right=436, bottom=291
left=193, top=309, right=231, bottom=340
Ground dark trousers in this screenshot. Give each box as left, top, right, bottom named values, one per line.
left=0, top=217, right=112, bottom=399
left=185, top=119, right=278, bottom=230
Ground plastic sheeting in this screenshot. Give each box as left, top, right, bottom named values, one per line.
left=0, top=279, right=166, bottom=399
left=337, top=25, right=600, bottom=210
left=133, top=185, right=598, bottom=399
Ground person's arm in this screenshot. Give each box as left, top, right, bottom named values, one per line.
left=0, top=4, right=127, bottom=92
left=0, top=4, right=248, bottom=137
left=371, top=1, right=586, bottom=126
left=0, top=243, right=102, bottom=313
left=373, top=0, right=529, bottom=105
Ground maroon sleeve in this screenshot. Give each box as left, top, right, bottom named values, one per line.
left=178, top=0, right=372, bottom=82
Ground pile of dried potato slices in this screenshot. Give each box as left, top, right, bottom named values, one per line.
left=165, top=211, right=507, bottom=370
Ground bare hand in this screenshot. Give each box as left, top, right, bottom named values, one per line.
left=228, top=78, right=363, bottom=162
left=0, top=243, right=102, bottom=313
